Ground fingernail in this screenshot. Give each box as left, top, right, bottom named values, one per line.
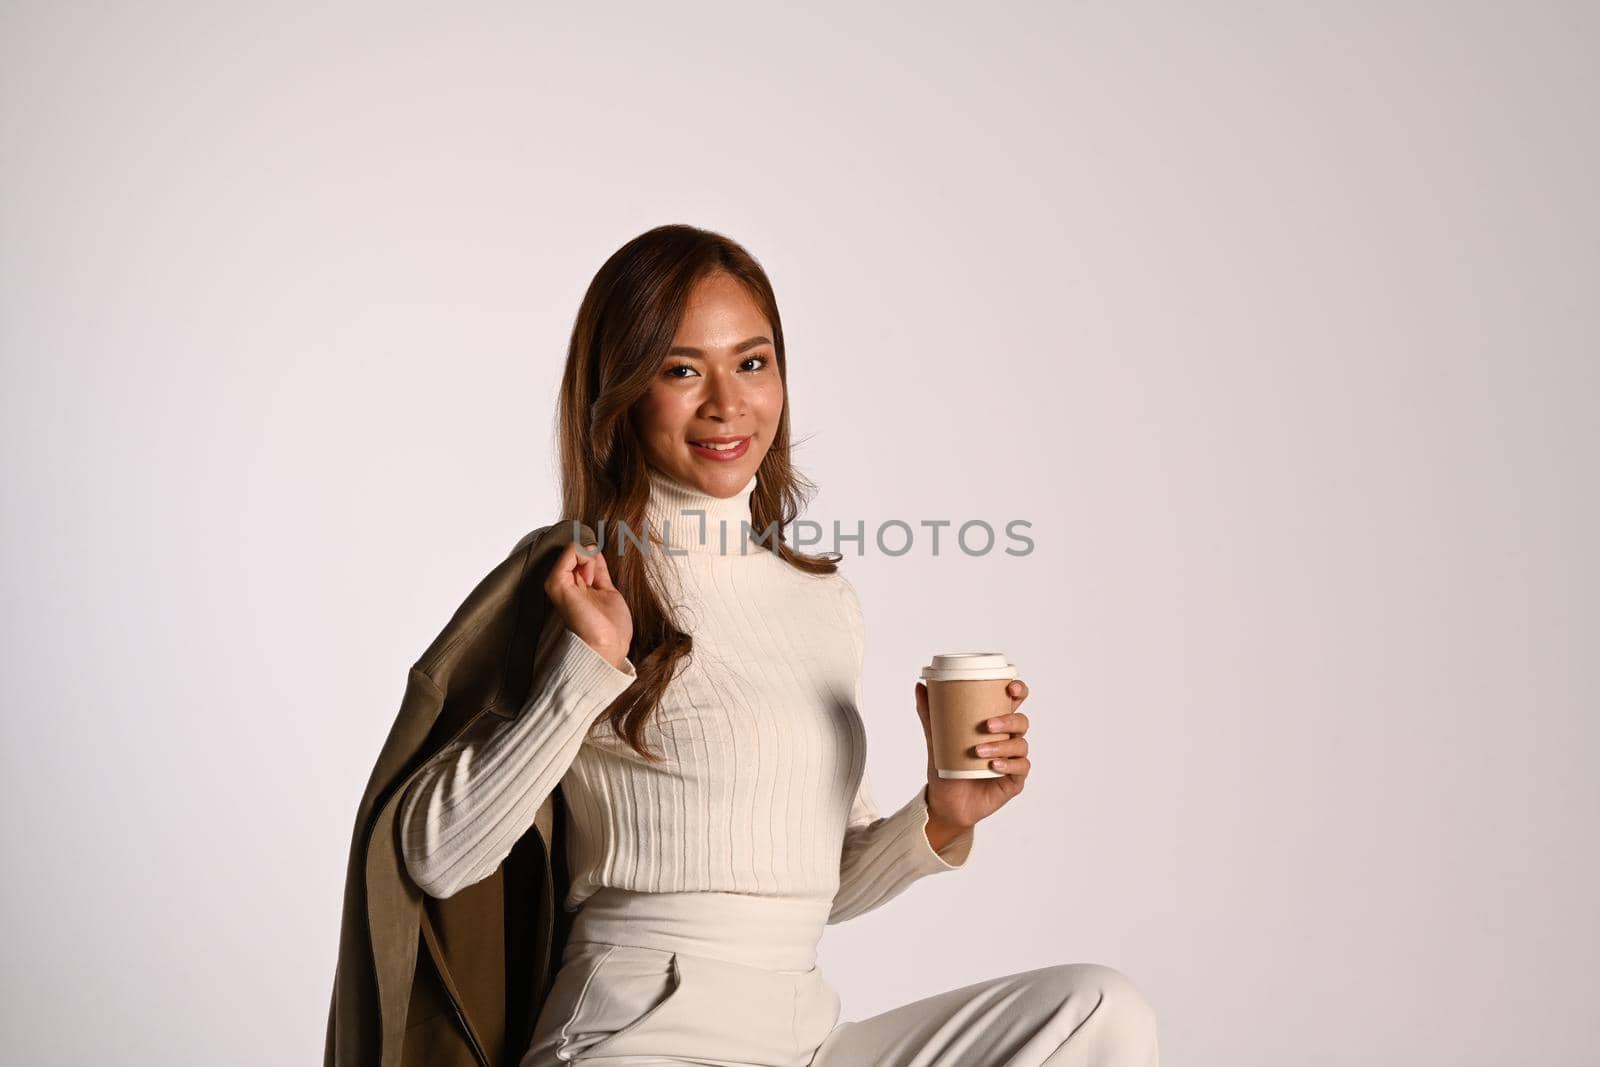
left=986, top=718, right=1003, bottom=731
left=990, top=759, right=1006, bottom=769
left=975, top=744, right=995, bottom=756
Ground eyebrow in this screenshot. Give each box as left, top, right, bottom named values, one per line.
left=667, top=335, right=774, bottom=357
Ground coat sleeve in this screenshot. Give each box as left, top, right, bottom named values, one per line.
left=826, top=583, right=975, bottom=925
left=397, top=623, right=637, bottom=898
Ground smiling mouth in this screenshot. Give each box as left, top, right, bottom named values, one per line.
left=688, top=435, right=752, bottom=459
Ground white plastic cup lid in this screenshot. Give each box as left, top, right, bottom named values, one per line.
left=920, top=652, right=1016, bottom=682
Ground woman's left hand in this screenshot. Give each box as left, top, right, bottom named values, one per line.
left=915, top=678, right=1031, bottom=833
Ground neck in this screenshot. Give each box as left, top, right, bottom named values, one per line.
left=640, top=465, right=762, bottom=555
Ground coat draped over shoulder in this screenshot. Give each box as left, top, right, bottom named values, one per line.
left=325, top=521, right=600, bottom=1067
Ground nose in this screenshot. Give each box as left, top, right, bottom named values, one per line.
left=697, top=368, right=746, bottom=421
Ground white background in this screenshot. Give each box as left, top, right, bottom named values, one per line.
left=3, top=2, right=1596, bottom=1064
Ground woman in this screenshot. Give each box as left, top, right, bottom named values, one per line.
left=398, top=225, right=1159, bottom=1066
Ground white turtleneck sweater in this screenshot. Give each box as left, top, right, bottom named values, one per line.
left=397, top=466, right=974, bottom=922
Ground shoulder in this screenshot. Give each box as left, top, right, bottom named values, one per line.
left=770, top=558, right=866, bottom=639
left=820, top=568, right=866, bottom=644
left=509, top=522, right=564, bottom=558
left=509, top=527, right=547, bottom=555
left=832, top=568, right=862, bottom=612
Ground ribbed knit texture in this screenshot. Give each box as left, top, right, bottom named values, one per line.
left=398, top=465, right=975, bottom=922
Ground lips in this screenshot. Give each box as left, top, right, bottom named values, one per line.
left=688, top=435, right=752, bottom=461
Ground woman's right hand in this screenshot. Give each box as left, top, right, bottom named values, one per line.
left=543, top=540, right=634, bottom=672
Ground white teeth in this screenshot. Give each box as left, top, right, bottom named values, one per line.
left=694, top=440, right=742, bottom=451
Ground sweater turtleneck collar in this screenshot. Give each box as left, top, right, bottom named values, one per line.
left=640, top=464, right=762, bottom=555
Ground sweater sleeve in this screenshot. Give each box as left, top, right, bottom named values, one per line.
left=826, top=576, right=975, bottom=924
left=828, top=764, right=976, bottom=924
left=397, top=625, right=638, bottom=899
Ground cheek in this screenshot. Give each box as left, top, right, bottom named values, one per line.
left=636, top=389, right=690, bottom=439
left=753, top=380, right=785, bottom=424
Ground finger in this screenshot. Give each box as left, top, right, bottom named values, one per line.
left=987, top=755, right=1031, bottom=777
left=1006, top=679, right=1029, bottom=705
left=913, top=682, right=932, bottom=744
left=587, top=546, right=618, bottom=592
left=983, top=711, right=1030, bottom=736
left=913, top=682, right=935, bottom=776
left=973, top=737, right=1028, bottom=759
left=573, top=542, right=607, bottom=588
left=546, top=541, right=582, bottom=590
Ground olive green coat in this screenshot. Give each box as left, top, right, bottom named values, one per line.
left=324, top=521, right=593, bottom=1067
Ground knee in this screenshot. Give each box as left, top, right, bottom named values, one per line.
left=1036, top=963, right=1159, bottom=1049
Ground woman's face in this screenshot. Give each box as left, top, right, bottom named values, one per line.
left=634, top=271, right=785, bottom=498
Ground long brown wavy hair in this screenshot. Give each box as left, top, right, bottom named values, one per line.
left=556, top=224, right=840, bottom=763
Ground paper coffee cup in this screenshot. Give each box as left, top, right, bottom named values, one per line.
left=920, top=652, right=1017, bottom=779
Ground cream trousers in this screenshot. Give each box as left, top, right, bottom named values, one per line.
left=520, top=888, right=1160, bottom=1067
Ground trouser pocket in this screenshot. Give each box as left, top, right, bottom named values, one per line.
left=534, top=940, right=815, bottom=1066
left=562, top=943, right=682, bottom=1060
left=523, top=941, right=675, bottom=1064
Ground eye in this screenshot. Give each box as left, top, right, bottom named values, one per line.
left=662, top=354, right=771, bottom=380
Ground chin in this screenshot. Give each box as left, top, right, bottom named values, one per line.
left=683, top=462, right=754, bottom=492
